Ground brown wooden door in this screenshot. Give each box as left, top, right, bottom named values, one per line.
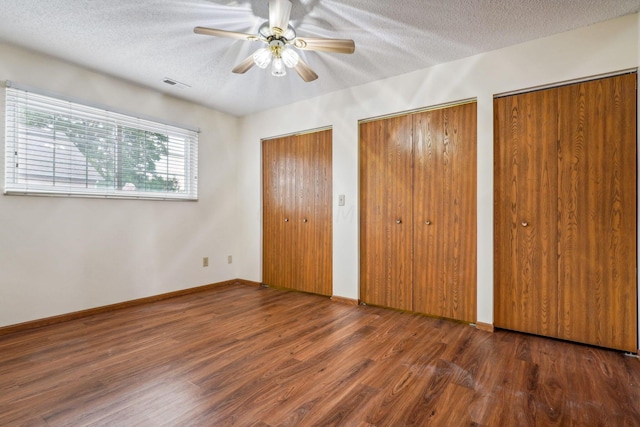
left=296, top=130, right=333, bottom=296
left=556, top=74, right=637, bottom=351
left=494, top=89, right=559, bottom=337
left=262, top=130, right=332, bottom=296
left=495, top=73, right=637, bottom=352
left=413, top=102, right=477, bottom=322
left=360, top=115, right=414, bottom=311
left=263, top=135, right=297, bottom=289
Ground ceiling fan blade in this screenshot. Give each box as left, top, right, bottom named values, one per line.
left=293, top=58, right=318, bottom=82
left=269, top=0, right=292, bottom=34
left=232, top=54, right=256, bottom=74
left=194, top=26, right=260, bottom=42
left=293, top=37, right=355, bottom=54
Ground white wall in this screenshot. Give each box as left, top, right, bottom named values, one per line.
left=0, top=43, right=241, bottom=327
left=2, top=14, right=638, bottom=331
left=237, top=14, right=639, bottom=326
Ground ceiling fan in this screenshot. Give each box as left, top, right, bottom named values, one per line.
left=194, top=0, right=355, bottom=82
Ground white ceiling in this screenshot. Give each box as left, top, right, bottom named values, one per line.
left=0, top=0, right=638, bottom=117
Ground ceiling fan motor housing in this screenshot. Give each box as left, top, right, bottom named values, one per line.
left=268, top=37, right=286, bottom=57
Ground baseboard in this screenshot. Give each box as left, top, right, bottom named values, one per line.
left=330, top=295, right=359, bottom=305
left=236, top=279, right=263, bottom=287
left=0, top=279, right=243, bottom=337
left=475, top=322, right=495, bottom=333
left=1, top=281, right=496, bottom=337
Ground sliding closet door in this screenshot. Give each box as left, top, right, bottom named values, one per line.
left=262, top=130, right=332, bottom=296
left=494, top=89, right=559, bottom=337
left=556, top=74, right=637, bottom=351
left=360, top=115, right=414, bottom=311
left=413, top=102, right=477, bottom=322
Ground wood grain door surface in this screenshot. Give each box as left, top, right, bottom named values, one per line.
left=359, top=115, right=414, bottom=311
left=413, top=103, right=477, bottom=322
left=263, top=135, right=296, bottom=290
left=556, top=74, right=637, bottom=351
left=296, top=130, right=333, bottom=296
left=494, top=73, right=637, bottom=352
left=262, top=130, right=332, bottom=296
left=494, top=89, right=560, bottom=337
left=360, top=102, right=477, bottom=321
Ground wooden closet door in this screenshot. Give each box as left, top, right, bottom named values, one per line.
left=413, top=102, right=477, bottom=322
left=360, top=115, right=413, bottom=311
left=297, top=130, right=332, bottom=296
left=556, top=74, right=637, bottom=352
left=263, top=131, right=332, bottom=296
left=263, top=135, right=298, bottom=289
left=494, top=90, right=559, bottom=337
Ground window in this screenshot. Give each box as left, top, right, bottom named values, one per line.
left=4, top=84, right=198, bottom=200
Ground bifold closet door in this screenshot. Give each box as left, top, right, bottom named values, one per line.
left=494, top=89, right=559, bottom=337
left=556, top=75, right=637, bottom=351
left=262, top=130, right=332, bottom=296
left=413, top=102, right=477, bottom=322
left=495, top=73, right=637, bottom=352
left=360, top=115, right=414, bottom=311
left=360, top=104, right=477, bottom=321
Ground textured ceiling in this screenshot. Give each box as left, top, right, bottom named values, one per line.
left=0, top=0, right=638, bottom=116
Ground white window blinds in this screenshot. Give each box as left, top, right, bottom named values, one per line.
left=4, top=84, right=198, bottom=200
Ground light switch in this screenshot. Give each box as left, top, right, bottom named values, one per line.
left=338, top=194, right=345, bottom=206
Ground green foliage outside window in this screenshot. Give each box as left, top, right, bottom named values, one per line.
left=26, top=110, right=179, bottom=192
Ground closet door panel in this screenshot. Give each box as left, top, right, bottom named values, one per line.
left=296, top=133, right=315, bottom=292
left=413, top=110, right=441, bottom=315
left=557, top=74, right=637, bottom=351
left=262, top=138, right=277, bottom=286
left=413, top=102, right=477, bottom=322
left=455, top=103, right=478, bottom=322
left=300, top=129, right=332, bottom=296
left=312, top=130, right=333, bottom=296
left=263, top=136, right=297, bottom=289
left=263, top=130, right=332, bottom=296
left=283, top=135, right=300, bottom=290
left=494, top=90, right=559, bottom=337
left=360, top=116, right=413, bottom=311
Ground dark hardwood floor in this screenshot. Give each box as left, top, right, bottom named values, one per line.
left=1, top=283, right=639, bottom=426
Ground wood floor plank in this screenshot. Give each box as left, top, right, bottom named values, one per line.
left=0, top=284, right=639, bottom=426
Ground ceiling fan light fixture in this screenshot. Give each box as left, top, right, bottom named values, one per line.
left=194, top=0, right=355, bottom=82
left=253, top=47, right=272, bottom=69
left=271, top=57, right=286, bottom=77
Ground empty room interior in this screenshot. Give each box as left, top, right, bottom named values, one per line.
left=1, top=0, right=640, bottom=425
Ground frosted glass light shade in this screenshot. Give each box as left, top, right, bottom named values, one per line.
left=253, top=47, right=272, bottom=69
left=281, top=48, right=299, bottom=68
left=271, top=57, right=286, bottom=76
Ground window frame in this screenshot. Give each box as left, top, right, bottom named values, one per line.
left=3, top=82, right=199, bottom=201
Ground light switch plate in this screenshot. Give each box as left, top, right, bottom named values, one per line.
left=338, top=195, right=345, bottom=206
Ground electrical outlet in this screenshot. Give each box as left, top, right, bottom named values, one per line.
left=227, top=255, right=232, bottom=264
left=203, top=257, right=209, bottom=267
